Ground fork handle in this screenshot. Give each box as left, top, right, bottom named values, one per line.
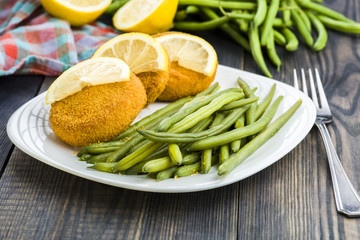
left=316, top=122, right=360, bottom=217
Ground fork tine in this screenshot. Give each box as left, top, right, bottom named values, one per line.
left=315, top=68, right=331, bottom=111
left=308, top=69, right=319, bottom=108
left=293, top=69, right=299, bottom=90
left=301, top=69, right=308, bottom=95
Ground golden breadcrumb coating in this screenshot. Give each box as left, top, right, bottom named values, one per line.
left=49, top=73, right=147, bottom=146
left=157, top=61, right=217, bottom=101
left=136, top=70, right=168, bottom=105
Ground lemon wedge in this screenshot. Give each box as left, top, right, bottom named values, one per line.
left=113, top=0, right=178, bottom=35
left=45, top=57, right=130, bottom=104
left=41, top=0, right=111, bottom=26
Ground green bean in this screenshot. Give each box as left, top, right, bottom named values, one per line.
left=281, top=2, right=291, bottom=26
left=218, top=99, right=302, bottom=175
left=273, top=18, right=286, bottom=28
left=254, top=84, right=276, bottom=121
left=144, top=145, right=169, bottom=161
left=229, top=13, right=254, bottom=21
left=298, top=1, right=353, bottom=22
left=254, top=0, right=267, bottom=27
left=189, top=96, right=283, bottom=151
left=82, top=136, right=130, bottom=150
left=175, top=162, right=201, bottom=178
left=178, top=0, right=257, bottom=10
left=210, top=111, right=227, bottom=127
left=220, top=96, right=259, bottom=111
left=306, top=11, right=327, bottom=51
left=317, top=15, right=360, bottom=34
left=174, top=16, right=230, bottom=31
left=201, top=149, right=212, bottom=173
left=249, top=22, right=272, bottom=78
left=237, top=78, right=257, bottom=126
left=231, top=114, right=245, bottom=152
left=127, top=138, right=151, bottom=154
left=87, top=152, right=113, bottom=164
left=156, top=83, right=226, bottom=132
left=293, top=2, right=311, bottom=32
left=167, top=91, right=244, bottom=133
left=182, top=152, right=201, bottom=165
left=266, top=29, right=281, bottom=71
left=273, top=18, right=293, bottom=28
left=156, top=166, right=178, bottom=181
left=231, top=139, right=241, bottom=153
left=88, top=162, right=117, bottom=173
left=260, top=0, right=280, bottom=46
left=113, top=142, right=164, bottom=172
left=201, top=7, right=251, bottom=52
left=273, top=29, right=287, bottom=46
left=281, top=27, right=299, bottom=51
left=78, top=153, right=92, bottom=162
left=168, top=143, right=183, bottom=165
left=219, top=144, right=230, bottom=164
left=233, top=138, right=247, bottom=153
left=142, top=156, right=175, bottom=173
left=82, top=144, right=123, bottom=154
left=290, top=6, right=313, bottom=47
left=235, top=10, right=250, bottom=33
left=137, top=107, right=248, bottom=143
left=186, top=114, right=215, bottom=133
left=126, top=158, right=153, bottom=175
left=105, top=134, right=145, bottom=162
left=234, top=112, right=246, bottom=128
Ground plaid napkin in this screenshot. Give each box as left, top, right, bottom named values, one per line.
left=0, top=0, right=119, bottom=76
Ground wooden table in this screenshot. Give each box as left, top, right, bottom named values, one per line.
left=1, top=1, right=360, bottom=239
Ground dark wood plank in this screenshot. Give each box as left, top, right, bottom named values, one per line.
left=0, top=75, right=43, bottom=173
left=1, top=1, right=360, bottom=239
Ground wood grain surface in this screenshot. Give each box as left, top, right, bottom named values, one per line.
left=1, top=1, right=360, bottom=239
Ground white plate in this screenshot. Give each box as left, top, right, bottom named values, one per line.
left=7, top=65, right=316, bottom=193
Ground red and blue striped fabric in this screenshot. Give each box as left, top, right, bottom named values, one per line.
left=0, top=0, right=119, bottom=76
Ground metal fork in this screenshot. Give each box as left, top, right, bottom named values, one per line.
left=294, top=68, right=360, bottom=217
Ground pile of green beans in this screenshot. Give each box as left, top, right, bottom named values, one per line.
left=172, top=0, right=360, bottom=78
left=171, top=0, right=360, bottom=78
left=78, top=78, right=302, bottom=180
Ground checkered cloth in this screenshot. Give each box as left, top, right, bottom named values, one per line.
left=0, top=0, right=119, bottom=76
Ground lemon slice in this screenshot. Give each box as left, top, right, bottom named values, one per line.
left=154, top=32, right=218, bottom=77
left=113, top=0, right=178, bottom=35
left=41, top=0, right=111, bottom=26
left=93, top=32, right=168, bottom=73
left=45, top=57, right=130, bottom=104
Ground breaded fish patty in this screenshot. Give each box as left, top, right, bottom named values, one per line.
left=157, top=61, right=216, bottom=101
left=49, top=73, right=147, bottom=146
left=136, top=70, right=169, bottom=105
